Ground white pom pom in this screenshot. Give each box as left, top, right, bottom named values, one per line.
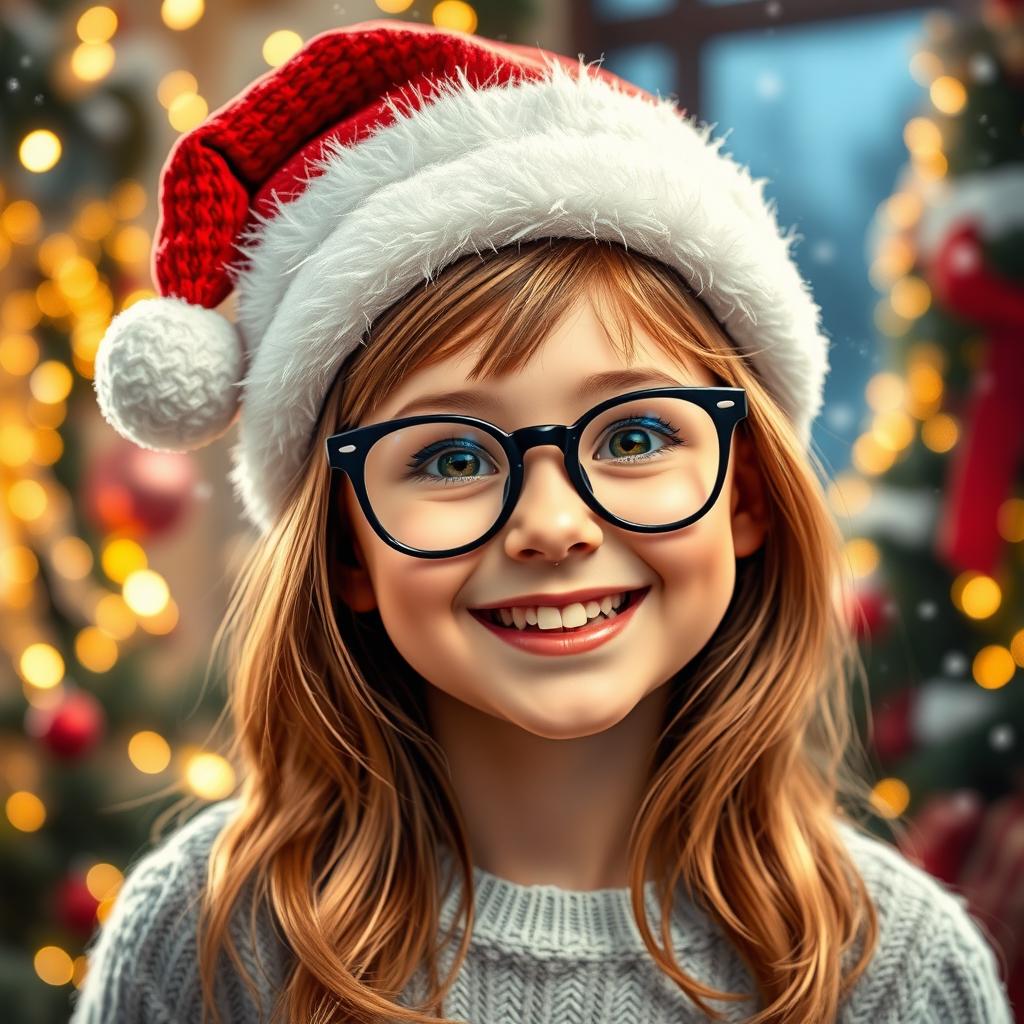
left=94, top=296, right=244, bottom=452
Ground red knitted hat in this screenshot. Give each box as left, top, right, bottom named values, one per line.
left=93, top=18, right=828, bottom=536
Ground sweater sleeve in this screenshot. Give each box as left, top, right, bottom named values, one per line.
left=67, top=800, right=237, bottom=1024
left=913, top=891, right=1013, bottom=1024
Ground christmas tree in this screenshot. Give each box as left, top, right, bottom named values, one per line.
left=842, top=0, right=1024, bottom=1005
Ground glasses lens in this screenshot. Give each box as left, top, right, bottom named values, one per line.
left=579, top=396, right=720, bottom=528
left=364, top=422, right=510, bottom=552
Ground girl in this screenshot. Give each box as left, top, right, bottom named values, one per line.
left=71, top=18, right=1012, bottom=1024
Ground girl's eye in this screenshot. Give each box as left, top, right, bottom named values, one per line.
left=595, top=416, right=685, bottom=463
left=404, top=439, right=500, bottom=485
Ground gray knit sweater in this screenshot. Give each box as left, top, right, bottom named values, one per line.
left=67, top=797, right=1013, bottom=1023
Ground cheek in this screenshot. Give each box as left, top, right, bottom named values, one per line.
left=644, top=502, right=738, bottom=625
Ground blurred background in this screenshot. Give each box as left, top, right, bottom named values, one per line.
left=2, top=0, right=1023, bottom=1020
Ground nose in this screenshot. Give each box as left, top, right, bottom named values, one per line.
left=501, top=445, right=604, bottom=563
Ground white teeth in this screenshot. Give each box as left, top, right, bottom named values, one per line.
left=487, top=591, right=632, bottom=630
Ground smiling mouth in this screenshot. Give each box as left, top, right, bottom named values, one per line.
left=469, top=587, right=650, bottom=634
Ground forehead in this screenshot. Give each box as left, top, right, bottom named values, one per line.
left=372, top=297, right=718, bottom=426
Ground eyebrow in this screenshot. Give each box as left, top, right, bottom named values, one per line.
left=391, top=368, right=695, bottom=420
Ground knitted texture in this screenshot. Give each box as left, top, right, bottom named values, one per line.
left=67, top=799, right=1014, bottom=1024
left=94, top=296, right=244, bottom=451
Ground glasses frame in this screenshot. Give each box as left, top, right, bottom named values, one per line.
left=325, top=386, right=748, bottom=560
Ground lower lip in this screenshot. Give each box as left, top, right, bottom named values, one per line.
left=470, top=588, right=649, bottom=656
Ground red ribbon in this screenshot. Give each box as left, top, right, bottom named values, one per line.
left=928, top=221, right=1024, bottom=576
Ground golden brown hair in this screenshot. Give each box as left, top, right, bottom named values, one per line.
left=183, top=237, right=888, bottom=1024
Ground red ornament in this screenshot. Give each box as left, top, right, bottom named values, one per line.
left=83, top=438, right=197, bottom=539
left=54, top=873, right=101, bottom=936
left=871, top=687, right=916, bottom=761
left=25, top=688, right=105, bottom=759
left=846, top=584, right=889, bottom=642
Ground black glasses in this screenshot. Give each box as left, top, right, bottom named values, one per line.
left=326, top=386, right=747, bottom=559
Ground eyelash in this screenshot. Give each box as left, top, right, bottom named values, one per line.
left=403, top=415, right=685, bottom=485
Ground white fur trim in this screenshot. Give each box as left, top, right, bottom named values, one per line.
left=229, top=58, right=829, bottom=535
left=94, top=296, right=243, bottom=452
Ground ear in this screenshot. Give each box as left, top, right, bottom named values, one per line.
left=728, top=426, right=770, bottom=559
left=328, top=484, right=378, bottom=614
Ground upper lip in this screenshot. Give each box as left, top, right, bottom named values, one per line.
left=470, top=585, right=649, bottom=611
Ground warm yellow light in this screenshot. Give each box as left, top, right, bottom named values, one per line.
left=0, top=544, right=39, bottom=585
left=109, top=225, right=150, bottom=265
left=959, top=574, right=1002, bottom=619
left=121, top=288, right=157, bottom=310
left=827, top=473, right=872, bottom=518
left=36, top=280, right=70, bottom=319
left=885, top=192, right=924, bottom=230
left=19, top=130, right=62, bottom=174
left=101, top=537, right=147, bottom=584
left=3, top=289, right=41, bottom=331
left=1012, top=628, right=1024, bottom=668
left=865, top=373, right=906, bottom=414
left=111, top=180, right=147, bottom=220
left=37, top=233, right=78, bottom=275
left=55, top=257, right=99, bottom=299
left=262, top=29, right=303, bottom=67
left=19, top=642, right=65, bottom=689
left=75, top=626, right=119, bottom=673
left=85, top=862, right=122, bottom=901
left=851, top=434, right=897, bottom=476
left=128, top=730, right=172, bottom=774
left=6, top=791, right=46, bottom=831
left=973, top=645, right=1016, bottom=689
left=375, top=0, right=415, bottom=10
left=77, top=6, right=118, bottom=43
left=904, top=117, right=942, bottom=155
left=0, top=333, right=40, bottom=375
left=73, top=200, right=115, bottom=242
left=122, top=569, right=169, bottom=616
left=33, top=428, right=64, bottom=466
left=871, top=777, right=910, bottom=818
left=921, top=413, right=958, bottom=453
left=871, top=236, right=916, bottom=288
left=873, top=297, right=911, bottom=339
left=914, top=150, right=948, bottom=182
left=157, top=70, right=198, bottom=109
left=890, top=275, right=931, bottom=319
left=432, top=0, right=478, bottom=32
left=998, top=498, right=1024, bottom=543
left=94, top=593, right=137, bottom=639
left=9, top=479, right=48, bottom=522
left=907, top=362, right=943, bottom=405
left=52, top=536, right=94, bottom=580
left=185, top=752, right=236, bottom=799
left=71, top=41, right=116, bottom=82
left=34, top=945, right=74, bottom=987
left=0, top=422, right=36, bottom=467
left=930, top=75, right=967, bottom=115
left=30, top=360, right=74, bottom=403
left=161, top=0, right=205, bottom=31
left=137, top=597, right=179, bottom=635
left=872, top=409, right=915, bottom=453
left=168, top=92, right=208, bottom=132
left=27, top=398, right=66, bottom=430
left=1, top=200, right=42, bottom=244
left=844, top=538, right=881, bottom=579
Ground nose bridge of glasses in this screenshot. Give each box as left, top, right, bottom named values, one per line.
left=508, top=423, right=572, bottom=466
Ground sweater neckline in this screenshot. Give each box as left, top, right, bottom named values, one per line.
left=434, top=844, right=720, bottom=958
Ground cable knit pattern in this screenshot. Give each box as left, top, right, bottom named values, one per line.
left=67, top=798, right=1014, bottom=1024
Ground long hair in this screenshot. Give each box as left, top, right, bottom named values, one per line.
left=186, top=237, right=885, bottom=1024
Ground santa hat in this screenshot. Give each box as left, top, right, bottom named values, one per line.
left=93, top=18, right=829, bottom=537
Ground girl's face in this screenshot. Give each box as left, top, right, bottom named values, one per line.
left=334, top=293, right=768, bottom=740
